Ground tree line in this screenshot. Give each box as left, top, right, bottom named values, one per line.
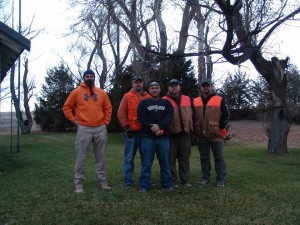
left=33, top=62, right=300, bottom=132
left=2, top=0, right=300, bottom=154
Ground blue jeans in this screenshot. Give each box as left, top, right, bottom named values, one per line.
left=124, top=131, right=141, bottom=185
left=197, top=141, right=226, bottom=182
left=139, top=136, right=173, bottom=190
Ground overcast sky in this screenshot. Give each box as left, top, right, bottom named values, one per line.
left=1, top=0, right=300, bottom=112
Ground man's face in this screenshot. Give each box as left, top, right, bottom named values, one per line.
left=149, top=84, right=161, bottom=98
left=200, top=82, right=212, bottom=95
left=168, top=84, right=180, bottom=95
left=132, top=80, right=143, bottom=91
left=84, top=74, right=95, bottom=88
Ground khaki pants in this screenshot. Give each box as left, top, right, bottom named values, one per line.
left=74, top=124, right=108, bottom=185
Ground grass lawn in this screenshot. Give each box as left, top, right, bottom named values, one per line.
left=0, top=132, right=300, bottom=225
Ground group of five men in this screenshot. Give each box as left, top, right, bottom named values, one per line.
left=63, top=70, right=230, bottom=193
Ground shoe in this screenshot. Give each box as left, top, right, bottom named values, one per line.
left=184, top=182, right=192, bottom=187
left=98, top=183, right=112, bottom=190
left=124, top=183, right=133, bottom=188
left=139, top=188, right=147, bottom=193
left=217, top=181, right=225, bottom=188
left=197, top=180, right=210, bottom=185
left=75, top=183, right=83, bottom=193
left=167, top=187, right=175, bottom=191
left=173, top=183, right=179, bottom=189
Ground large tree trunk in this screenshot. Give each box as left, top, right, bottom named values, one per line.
left=262, top=57, right=291, bottom=154
left=266, top=108, right=290, bottom=154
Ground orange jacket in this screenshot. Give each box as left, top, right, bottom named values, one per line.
left=193, top=95, right=223, bottom=141
left=63, top=82, right=112, bottom=127
left=117, top=88, right=150, bottom=131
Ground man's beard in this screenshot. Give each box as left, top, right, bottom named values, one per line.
left=85, top=80, right=94, bottom=88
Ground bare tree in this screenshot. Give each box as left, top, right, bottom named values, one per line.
left=10, top=60, right=35, bottom=134
left=66, top=0, right=300, bottom=153
left=6, top=16, right=42, bottom=134
left=213, top=0, right=300, bottom=153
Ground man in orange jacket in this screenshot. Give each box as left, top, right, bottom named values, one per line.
left=163, top=79, right=193, bottom=188
left=117, top=75, right=150, bottom=187
left=63, top=69, right=112, bottom=193
left=193, top=78, right=230, bottom=188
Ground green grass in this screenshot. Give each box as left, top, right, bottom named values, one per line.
left=0, top=133, right=300, bottom=225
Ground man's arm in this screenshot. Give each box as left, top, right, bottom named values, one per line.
left=103, top=92, right=112, bottom=126
left=220, top=98, right=230, bottom=129
left=157, top=100, right=174, bottom=130
left=63, top=90, right=77, bottom=123
left=137, top=100, right=152, bottom=129
left=117, top=96, right=129, bottom=130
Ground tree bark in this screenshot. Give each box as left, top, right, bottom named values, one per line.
left=10, top=62, right=33, bottom=134
left=22, top=59, right=33, bottom=134
left=266, top=108, right=290, bottom=154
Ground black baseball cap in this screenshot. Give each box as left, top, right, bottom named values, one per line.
left=132, top=75, right=143, bottom=82
left=168, top=79, right=180, bottom=85
left=201, top=78, right=212, bottom=85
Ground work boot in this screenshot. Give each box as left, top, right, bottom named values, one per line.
left=75, top=183, right=83, bottom=193
left=139, top=188, right=148, bottom=193
left=183, top=182, right=192, bottom=187
left=98, top=182, right=112, bottom=190
left=217, top=181, right=225, bottom=188
left=197, top=180, right=210, bottom=185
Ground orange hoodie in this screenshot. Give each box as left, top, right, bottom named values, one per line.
left=63, top=82, right=112, bottom=127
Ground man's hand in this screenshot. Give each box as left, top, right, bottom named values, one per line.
left=220, top=128, right=227, bottom=139
left=151, top=124, right=159, bottom=133
left=74, top=120, right=79, bottom=127
left=155, top=130, right=162, bottom=136
left=155, top=129, right=164, bottom=136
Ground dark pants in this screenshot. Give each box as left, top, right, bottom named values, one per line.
left=197, top=141, right=226, bottom=182
left=169, top=134, right=191, bottom=184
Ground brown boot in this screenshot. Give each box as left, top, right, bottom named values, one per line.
left=75, top=183, right=83, bottom=193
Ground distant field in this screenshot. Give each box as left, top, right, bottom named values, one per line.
left=1, top=112, right=300, bottom=147
left=0, top=112, right=40, bottom=135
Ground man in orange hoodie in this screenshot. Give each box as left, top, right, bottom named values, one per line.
left=117, top=75, right=150, bottom=187
left=63, top=69, right=112, bottom=193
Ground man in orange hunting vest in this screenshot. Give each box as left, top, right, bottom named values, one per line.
left=163, top=79, right=193, bottom=188
left=117, top=75, right=150, bottom=188
left=193, top=78, right=230, bottom=188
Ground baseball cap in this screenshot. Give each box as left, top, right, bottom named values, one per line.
left=132, top=75, right=143, bottom=82
left=201, top=78, right=212, bottom=85
left=168, top=79, right=180, bottom=85
left=149, top=81, right=160, bottom=87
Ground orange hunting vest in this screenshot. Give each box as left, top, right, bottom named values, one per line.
left=163, top=95, right=193, bottom=134
left=193, top=95, right=222, bottom=139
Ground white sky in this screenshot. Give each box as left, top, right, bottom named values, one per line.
left=1, top=0, right=300, bottom=112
